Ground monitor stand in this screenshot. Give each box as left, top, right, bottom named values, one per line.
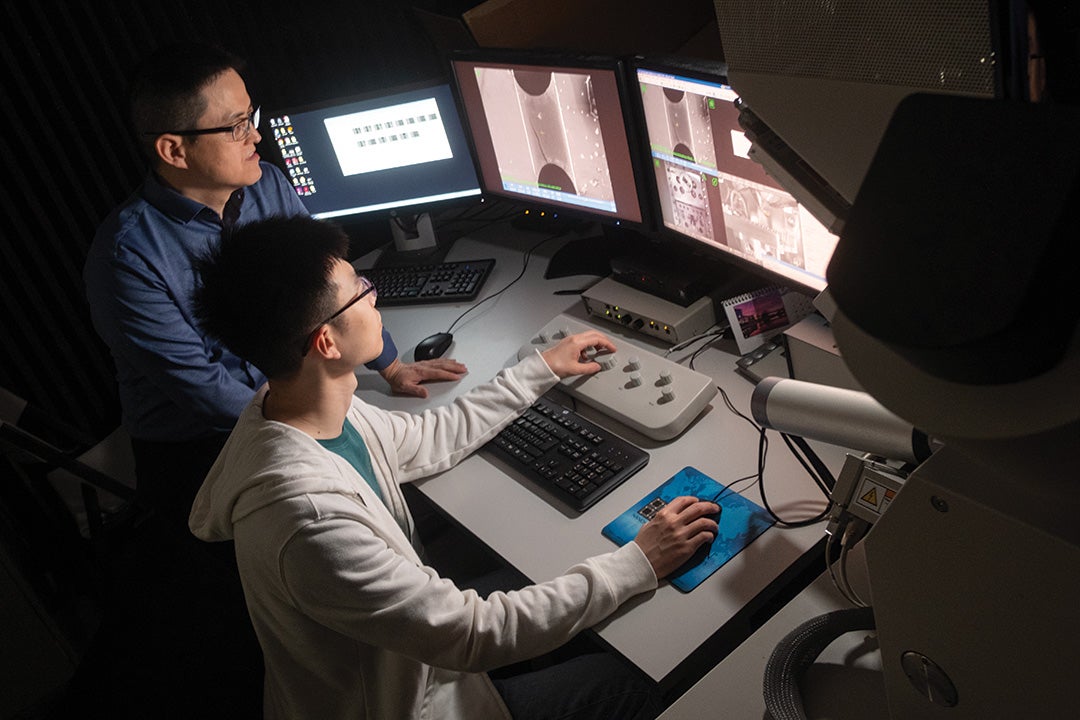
left=548, top=224, right=757, bottom=306
left=544, top=225, right=654, bottom=279
left=375, top=212, right=452, bottom=267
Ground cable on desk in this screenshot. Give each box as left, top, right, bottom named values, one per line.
left=705, top=472, right=760, bottom=505
left=718, top=386, right=833, bottom=528
left=665, top=325, right=729, bottom=358
left=443, top=230, right=568, bottom=335
left=758, top=430, right=833, bottom=527
left=661, top=326, right=732, bottom=374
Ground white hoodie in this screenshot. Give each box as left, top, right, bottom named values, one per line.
left=189, top=352, right=658, bottom=719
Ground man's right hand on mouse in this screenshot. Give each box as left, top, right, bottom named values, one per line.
left=541, top=331, right=617, bottom=379
left=632, top=496, right=720, bottom=579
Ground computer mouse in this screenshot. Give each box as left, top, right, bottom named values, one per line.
left=413, top=332, right=454, bottom=361
left=673, top=505, right=723, bottom=575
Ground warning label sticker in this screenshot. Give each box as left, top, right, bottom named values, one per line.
left=856, top=479, right=896, bottom=513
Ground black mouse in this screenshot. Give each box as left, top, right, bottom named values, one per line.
left=413, top=332, right=453, bottom=361
left=672, top=505, right=723, bottom=576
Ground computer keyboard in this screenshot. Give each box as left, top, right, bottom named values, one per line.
left=360, top=259, right=495, bottom=306
left=485, top=395, right=649, bottom=513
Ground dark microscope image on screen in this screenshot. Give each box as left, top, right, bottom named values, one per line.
left=474, top=67, right=617, bottom=214
left=638, top=68, right=837, bottom=291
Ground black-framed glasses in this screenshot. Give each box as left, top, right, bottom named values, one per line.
left=300, top=276, right=377, bottom=357
left=146, top=107, right=260, bottom=142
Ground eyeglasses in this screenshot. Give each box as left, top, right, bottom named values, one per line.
left=147, top=107, right=260, bottom=142
left=301, top=275, right=377, bottom=357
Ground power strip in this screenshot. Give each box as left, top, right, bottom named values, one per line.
left=580, top=277, right=717, bottom=344
left=518, top=314, right=718, bottom=441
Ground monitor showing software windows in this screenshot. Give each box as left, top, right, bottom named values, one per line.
left=635, top=63, right=838, bottom=292
left=263, top=81, right=480, bottom=228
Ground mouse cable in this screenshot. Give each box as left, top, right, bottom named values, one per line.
left=444, top=230, right=567, bottom=335
left=706, top=472, right=761, bottom=505
left=718, top=385, right=832, bottom=528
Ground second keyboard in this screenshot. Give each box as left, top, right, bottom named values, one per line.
left=361, top=259, right=495, bottom=306
left=485, top=396, right=649, bottom=513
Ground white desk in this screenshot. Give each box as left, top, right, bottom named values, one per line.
left=354, top=222, right=850, bottom=694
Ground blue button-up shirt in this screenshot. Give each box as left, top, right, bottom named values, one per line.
left=85, top=162, right=396, bottom=442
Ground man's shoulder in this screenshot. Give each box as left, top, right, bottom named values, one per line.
left=87, top=185, right=158, bottom=263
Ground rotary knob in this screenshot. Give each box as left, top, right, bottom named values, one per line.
left=628, top=372, right=642, bottom=387
left=658, top=370, right=673, bottom=386
left=627, top=356, right=641, bottom=371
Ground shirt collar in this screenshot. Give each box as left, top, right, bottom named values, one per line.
left=141, top=171, right=246, bottom=227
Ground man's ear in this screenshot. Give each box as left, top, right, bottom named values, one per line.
left=154, top=134, right=189, bottom=170
left=309, top=326, right=343, bottom=361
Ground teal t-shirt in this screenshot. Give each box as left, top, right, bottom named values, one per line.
left=318, top=421, right=382, bottom=502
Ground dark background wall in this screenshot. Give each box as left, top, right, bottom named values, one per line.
left=0, top=0, right=479, bottom=439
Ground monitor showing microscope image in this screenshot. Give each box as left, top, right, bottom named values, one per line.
left=451, top=51, right=646, bottom=225
left=635, top=60, right=839, bottom=292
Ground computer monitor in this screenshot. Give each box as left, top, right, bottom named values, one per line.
left=633, top=59, right=839, bottom=293
left=450, top=50, right=648, bottom=229
left=262, top=80, right=481, bottom=261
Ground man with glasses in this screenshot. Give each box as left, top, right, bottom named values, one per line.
left=85, top=43, right=465, bottom=527
left=189, top=215, right=719, bottom=720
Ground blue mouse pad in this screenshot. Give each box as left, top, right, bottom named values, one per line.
left=601, top=466, right=774, bottom=592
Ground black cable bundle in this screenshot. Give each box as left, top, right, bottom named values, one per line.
left=762, top=606, right=876, bottom=720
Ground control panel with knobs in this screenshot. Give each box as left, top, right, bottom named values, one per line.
left=518, top=315, right=718, bottom=441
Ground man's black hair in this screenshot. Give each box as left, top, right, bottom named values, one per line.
left=128, top=42, right=247, bottom=162
left=194, top=216, right=350, bottom=380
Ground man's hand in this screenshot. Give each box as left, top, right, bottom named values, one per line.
left=632, top=496, right=720, bottom=579
left=379, top=357, right=468, bottom=398
left=540, top=331, right=617, bottom=379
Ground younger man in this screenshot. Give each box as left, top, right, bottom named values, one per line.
left=189, top=216, right=719, bottom=719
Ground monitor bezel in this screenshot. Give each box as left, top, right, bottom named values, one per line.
left=449, top=47, right=655, bottom=232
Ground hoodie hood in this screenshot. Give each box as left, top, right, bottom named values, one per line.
left=189, top=388, right=364, bottom=541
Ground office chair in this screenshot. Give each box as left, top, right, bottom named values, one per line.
left=1, top=385, right=139, bottom=542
